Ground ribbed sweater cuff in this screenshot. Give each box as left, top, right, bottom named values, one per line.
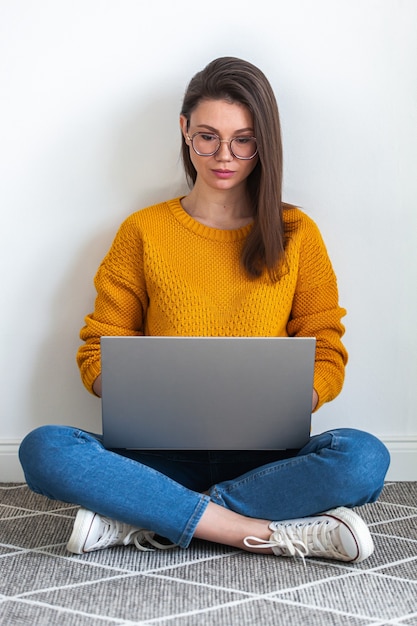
left=82, top=361, right=102, bottom=396
left=313, top=371, right=333, bottom=412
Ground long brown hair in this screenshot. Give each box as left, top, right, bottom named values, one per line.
left=180, top=57, right=291, bottom=281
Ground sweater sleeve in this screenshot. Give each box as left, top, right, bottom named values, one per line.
left=286, top=216, right=348, bottom=411
left=76, top=217, right=149, bottom=394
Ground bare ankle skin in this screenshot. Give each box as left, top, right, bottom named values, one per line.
left=193, top=501, right=273, bottom=554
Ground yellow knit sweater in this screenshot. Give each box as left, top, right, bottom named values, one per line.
left=77, top=197, right=347, bottom=410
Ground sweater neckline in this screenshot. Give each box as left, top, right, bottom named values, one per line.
left=167, top=197, right=253, bottom=242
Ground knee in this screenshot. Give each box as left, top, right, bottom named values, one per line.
left=19, top=425, right=80, bottom=495
left=335, top=428, right=390, bottom=502
left=19, top=425, right=60, bottom=466
left=19, top=426, right=52, bottom=495
left=19, top=425, right=57, bottom=476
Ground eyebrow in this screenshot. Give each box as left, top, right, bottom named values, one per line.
left=195, top=124, right=254, bottom=134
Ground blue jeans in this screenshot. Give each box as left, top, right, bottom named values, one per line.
left=19, top=426, right=390, bottom=548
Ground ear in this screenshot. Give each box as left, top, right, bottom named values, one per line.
left=179, top=115, right=189, bottom=141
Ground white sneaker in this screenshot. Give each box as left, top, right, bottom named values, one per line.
left=244, top=507, right=374, bottom=563
left=67, top=508, right=177, bottom=554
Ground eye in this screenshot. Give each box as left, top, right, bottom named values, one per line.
left=234, top=136, right=252, bottom=144
left=199, top=133, right=218, bottom=143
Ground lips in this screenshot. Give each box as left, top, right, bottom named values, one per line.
left=212, top=169, right=235, bottom=179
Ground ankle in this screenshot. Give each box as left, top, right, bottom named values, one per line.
left=194, top=503, right=272, bottom=552
left=240, top=519, right=273, bottom=554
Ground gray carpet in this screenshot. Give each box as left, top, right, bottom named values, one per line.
left=0, top=482, right=416, bottom=625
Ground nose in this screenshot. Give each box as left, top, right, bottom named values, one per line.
left=215, top=140, right=234, bottom=161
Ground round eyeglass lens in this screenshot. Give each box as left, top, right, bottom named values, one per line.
left=192, top=133, right=220, bottom=156
left=230, top=137, right=257, bottom=159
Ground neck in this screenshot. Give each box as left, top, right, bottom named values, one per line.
left=182, top=187, right=254, bottom=230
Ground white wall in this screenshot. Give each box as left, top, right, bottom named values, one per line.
left=1, top=0, right=416, bottom=481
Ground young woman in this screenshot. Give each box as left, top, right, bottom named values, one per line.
left=19, top=57, right=390, bottom=562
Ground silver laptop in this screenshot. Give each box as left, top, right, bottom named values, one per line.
left=101, top=336, right=316, bottom=450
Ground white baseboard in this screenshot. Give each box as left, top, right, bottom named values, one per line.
left=1, top=436, right=416, bottom=483
left=0, top=440, right=25, bottom=482
left=382, top=435, right=417, bottom=481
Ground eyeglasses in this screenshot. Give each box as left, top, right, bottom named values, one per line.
left=186, top=132, right=258, bottom=160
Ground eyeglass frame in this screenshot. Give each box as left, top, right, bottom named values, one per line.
left=186, top=131, right=258, bottom=160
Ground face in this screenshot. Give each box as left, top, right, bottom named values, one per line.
left=180, top=99, right=258, bottom=194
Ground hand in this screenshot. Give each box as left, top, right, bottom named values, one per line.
left=93, top=374, right=102, bottom=397
left=312, top=389, right=319, bottom=411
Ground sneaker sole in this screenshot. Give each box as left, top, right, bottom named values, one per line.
left=323, top=506, right=374, bottom=563
left=66, top=508, right=96, bottom=554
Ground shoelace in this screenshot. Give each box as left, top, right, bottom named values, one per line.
left=130, top=530, right=178, bottom=551
left=244, top=519, right=340, bottom=559
left=96, top=519, right=177, bottom=552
